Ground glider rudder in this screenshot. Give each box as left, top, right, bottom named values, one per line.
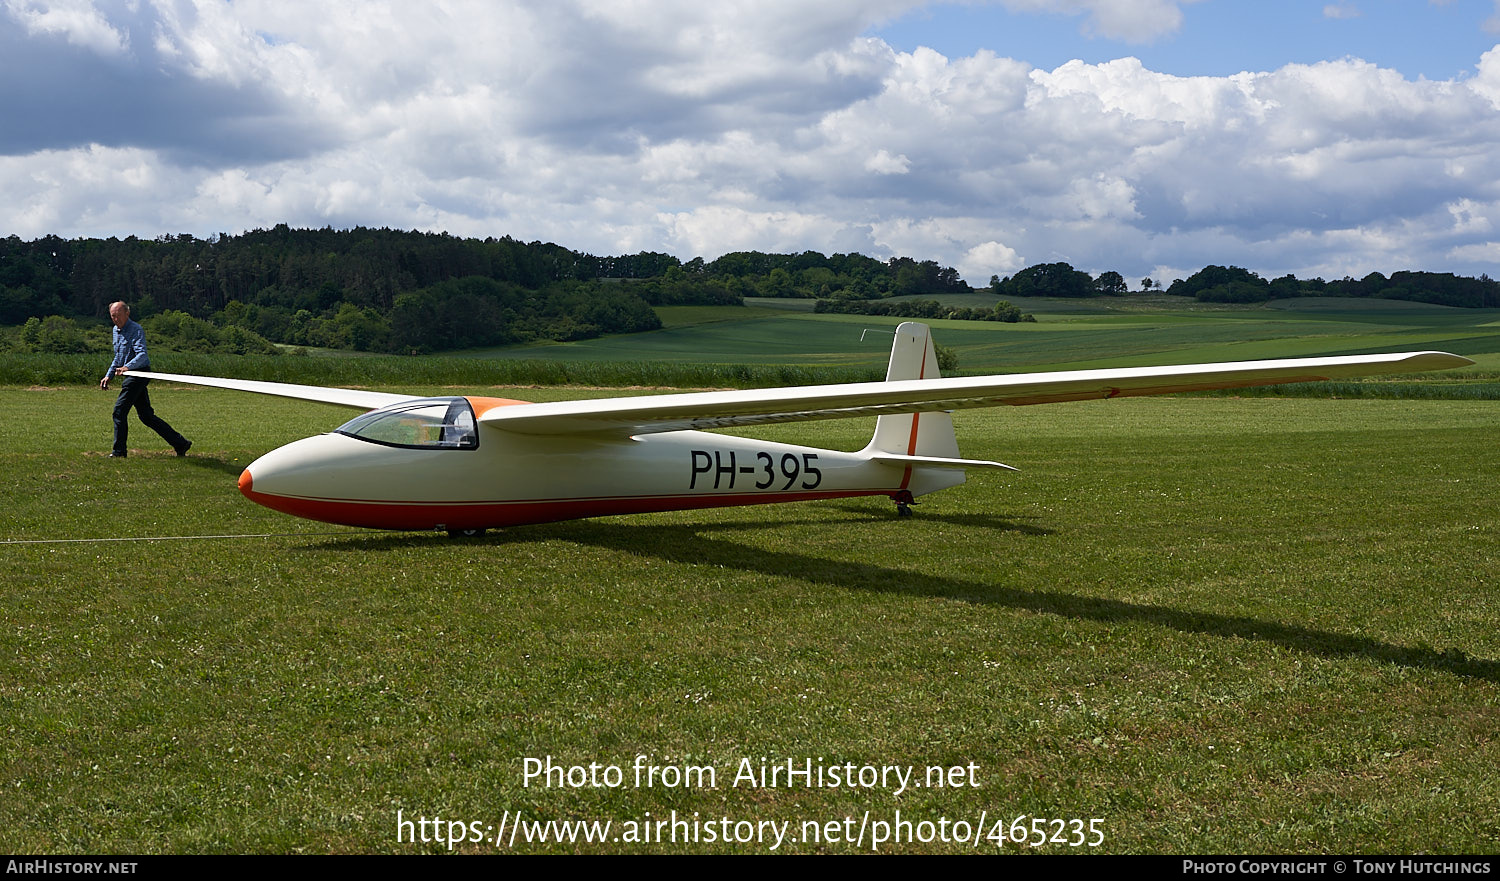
left=862, top=322, right=967, bottom=498
left=866, top=322, right=962, bottom=460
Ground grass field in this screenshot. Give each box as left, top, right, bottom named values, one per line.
left=2, top=382, right=1497, bottom=853
left=471, top=298, right=1500, bottom=376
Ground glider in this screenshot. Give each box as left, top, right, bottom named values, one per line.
left=129, top=322, right=1470, bottom=535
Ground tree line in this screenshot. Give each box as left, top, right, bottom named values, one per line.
left=814, top=298, right=1036, bottom=323
left=986, top=261, right=1500, bottom=307
left=0, top=228, right=974, bottom=353
left=0, top=229, right=970, bottom=324
left=2, top=228, right=1496, bottom=355
left=1161, top=265, right=1500, bottom=308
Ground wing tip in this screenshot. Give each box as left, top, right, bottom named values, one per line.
left=1406, top=351, right=1475, bottom=370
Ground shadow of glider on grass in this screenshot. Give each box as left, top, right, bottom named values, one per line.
left=129, top=322, right=1470, bottom=537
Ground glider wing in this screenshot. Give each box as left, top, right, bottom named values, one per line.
left=476, top=351, right=1472, bottom=436
left=129, top=350, right=1471, bottom=436
left=126, top=371, right=419, bottom=411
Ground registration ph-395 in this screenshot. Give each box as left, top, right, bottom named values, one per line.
left=689, top=449, right=823, bottom=491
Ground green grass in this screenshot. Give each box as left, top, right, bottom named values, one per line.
left=2, top=385, right=1497, bottom=853
left=0, top=352, right=883, bottom=390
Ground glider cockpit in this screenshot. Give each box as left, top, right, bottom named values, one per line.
left=334, top=397, right=480, bottom=450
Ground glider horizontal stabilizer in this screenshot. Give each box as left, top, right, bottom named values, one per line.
left=867, top=453, right=1019, bottom=472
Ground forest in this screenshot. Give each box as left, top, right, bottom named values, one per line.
left=2, top=227, right=1496, bottom=355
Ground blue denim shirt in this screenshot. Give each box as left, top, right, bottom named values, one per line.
left=105, top=320, right=151, bottom=379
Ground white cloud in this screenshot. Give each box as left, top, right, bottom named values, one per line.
left=0, top=145, right=174, bottom=238
left=1449, top=241, right=1500, bottom=263
left=998, top=0, right=1202, bottom=43
left=865, top=149, right=911, bottom=174
left=960, top=241, right=1025, bottom=281
left=658, top=205, right=857, bottom=258
left=4, top=0, right=128, bottom=55
left=1323, top=4, right=1360, bottom=20
left=1448, top=198, right=1494, bottom=235
left=1, top=1, right=1499, bottom=284
left=1472, top=44, right=1500, bottom=108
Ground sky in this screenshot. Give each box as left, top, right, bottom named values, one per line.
left=4, top=1, right=1500, bottom=286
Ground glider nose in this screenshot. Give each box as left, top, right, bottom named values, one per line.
left=236, top=435, right=353, bottom=503
left=234, top=435, right=371, bottom=524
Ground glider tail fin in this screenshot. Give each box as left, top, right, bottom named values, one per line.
left=862, top=323, right=1016, bottom=497
left=866, top=322, right=962, bottom=460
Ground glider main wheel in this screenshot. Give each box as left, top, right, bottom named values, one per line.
left=447, top=527, right=487, bottom=538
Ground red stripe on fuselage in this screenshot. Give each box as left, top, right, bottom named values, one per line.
left=240, top=486, right=894, bottom=531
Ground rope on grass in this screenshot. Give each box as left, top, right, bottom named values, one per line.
left=0, top=531, right=356, bottom=545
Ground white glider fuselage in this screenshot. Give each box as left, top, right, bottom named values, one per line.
left=237, top=408, right=959, bottom=531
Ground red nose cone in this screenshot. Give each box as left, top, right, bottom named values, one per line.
left=238, top=468, right=253, bottom=496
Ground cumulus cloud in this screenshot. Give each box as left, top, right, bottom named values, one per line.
left=2, top=0, right=1500, bottom=284
left=997, top=0, right=1203, bottom=43
left=0, top=1, right=337, bottom=162
left=3, top=0, right=128, bottom=55
left=961, top=241, right=1026, bottom=281
left=865, top=149, right=912, bottom=174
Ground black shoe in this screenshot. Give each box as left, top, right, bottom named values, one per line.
left=109, top=451, right=127, bottom=458
left=175, top=440, right=192, bottom=457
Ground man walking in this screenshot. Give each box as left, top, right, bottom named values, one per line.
left=99, top=301, right=191, bottom=458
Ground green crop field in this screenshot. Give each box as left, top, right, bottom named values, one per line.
left=2, top=377, right=1497, bottom=852
left=470, top=297, right=1500, bottom=376
left=8, top=297, right=1500, bottom=396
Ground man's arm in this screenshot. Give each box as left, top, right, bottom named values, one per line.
left=100, top=325, right=145, bottom=388
left=119, top=323, right=150, bottom=372
left=101, top=328, right=123, bottom=389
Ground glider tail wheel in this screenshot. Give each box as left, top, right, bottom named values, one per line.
left=893, top=490, right=915, bottom=518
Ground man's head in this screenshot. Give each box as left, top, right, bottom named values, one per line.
left=109, top=302, right=129, bottom=329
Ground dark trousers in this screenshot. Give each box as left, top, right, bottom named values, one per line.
left=112, top=377, right=187, bottom=454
